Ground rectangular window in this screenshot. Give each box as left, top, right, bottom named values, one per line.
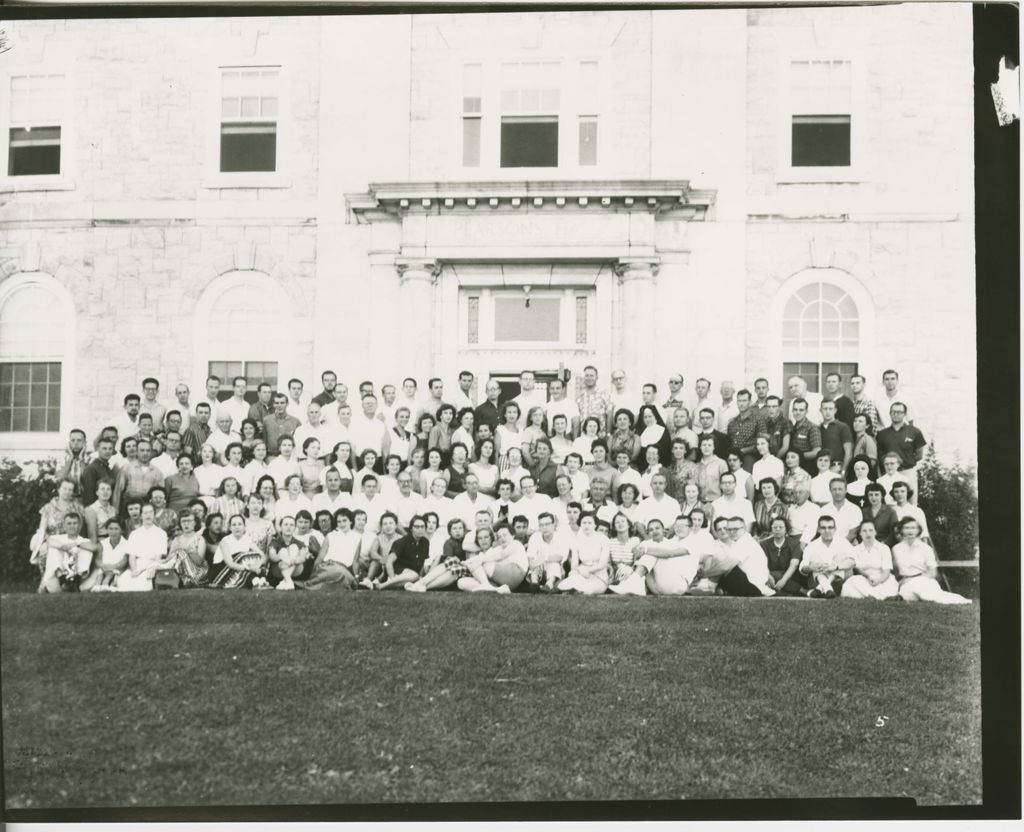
left=0, top=362, right=61, bottom=432
left=783, top=362, right=858, bottom=396
left=790, top=60, right=851, bottom=168
left=575, top=296, right=588, bottom=344
left=493, top=296, right=561, bottom=342
left=209, top=360, right=278, bottom=404
left=577, top=60, right=599, bottom=166
left=467, top=295, right=480, bottom=344
left=462, top=63, right=482, bottom=167
left=8, top=74, right=64, bottom=177
left=499, top=61, right=560, bottom=168
left=220, top=68, right=279, bottom=173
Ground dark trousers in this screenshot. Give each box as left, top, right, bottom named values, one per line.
left=718, top=567, right=764, bottom=597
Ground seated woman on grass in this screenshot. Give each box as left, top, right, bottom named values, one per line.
left=207, top=514, right=266, bottom=589
left=891, top=518, right=971, bottom=605
left=299, top=508, right=361, bottom=590
left=759, top=516, right=805, bottom=596
left=558, top=512, right=611, bottom=595
left=373, top=514, right=431, bottom=590
left=456, top=524, right=527, bottom=594
left=94, top=517, right=129, bottom=590
left=405, top=518, right=469, bottom=592
left=841, top=518, right=899, bottom=600
left=267, top=515, right=309, bottom=591
left=170, top=510, right=208, bottom=588
left=117, top=503, right=173, bottom=592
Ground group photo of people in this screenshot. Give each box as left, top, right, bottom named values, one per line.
left=30, top=365, right=969, bottom=604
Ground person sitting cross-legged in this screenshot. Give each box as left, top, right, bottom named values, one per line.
left=556, top=512, right=611, bottom=595
left=841, top=518, right=899, bottom=600
left=456, top=524, right=528, bottom=594
left=405, top=517, right=471, bottom=593
left=799, top=515, right=856, bottom=598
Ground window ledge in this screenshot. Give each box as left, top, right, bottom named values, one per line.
left=776, top=168, right=864, bottom=185
left=0, top=432, right=64, bottom=455
left=201, top=172, right=291, bottom=190
left=0, top=176, right=75, bottom=193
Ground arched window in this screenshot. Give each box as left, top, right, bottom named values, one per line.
left=193, top=271, right=294, bottom=404
left=0, top=274, right=74, bottom=435
left=780, top=280, right=860, bottom=394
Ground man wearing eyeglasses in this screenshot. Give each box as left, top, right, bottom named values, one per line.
left=392, top=472, right=424, bottom=533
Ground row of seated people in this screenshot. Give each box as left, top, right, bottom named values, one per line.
left=35, top=495, right=968, bottom=605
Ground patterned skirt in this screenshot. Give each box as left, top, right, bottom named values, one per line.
left=443, top=555, right=471, bottom=578
left=207, top=552, right=263, bottom=589
left=175, top=551, right=210, bottom=588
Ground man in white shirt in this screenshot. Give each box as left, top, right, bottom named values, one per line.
left=285, top=378, right=310, bottom=422
left=172, top=383, right=192, bottom=429
left=639, top=384, right=665, bottom=424
left=311, top=468, right=351, bottom=517
left=218, top=376, right=251, bottom=432
left=807, top=479, right=863, bottom=544
left=349, top=394, right=389, bottom=457
left=710, top=471, right=755, bottom=532
left=419, top=378, right=446, bottom=422
left=108, top=394, right=141, bottom=444
left=715, top=380, right=739, bottom=433
left=513, top=475, right=553, bottom=532
left=379, top=384, right=399, bottom=430
left=610, top=517, right=698, bottom=596
left=449, top=370, right=476, bottom=414
left=139, top=377, right=167, bottom=430
left=692, top=377, right=717, bottom=427
left=634, top=473, right=682, bottom=538
left=513, top=370, right=547, bottom=431
left=525, top=512, right=571, bottom=591
left=608, top=370, right=634, bottom=426
left=877, top=369, right=914, bottom=428
left=662, top=373, right=697, bottom=425
left=150, top=430, right=183, bottom=479
left=320, top=404, right=353, bottom=453
left=544, top=377, right=580, bottom=437
left=207, top=412, right=240, bottom=464
left=202, top=375, right=222, bottom=416
left=293, top=403, right=329, bottom=460
left=785, top=486, right=821, bottom=546
left=799, top=515, right=856, bottom=597
left=580, top=478, right=617, bottom=525
left=391, top=471, right=425, bottom=532
left=319, top=384, right=350, bottom=426
left=787, top=376, right=823, bottom=426
left=349, top=475, right=393, bottom=534
left=450, top=473, right=494, bottom=529
left=727, top=519, right=775, bottom=594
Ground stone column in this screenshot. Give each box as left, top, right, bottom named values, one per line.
left=615, top=258, right=660, bottom=385
left=396, top=258, right=441, bottom=385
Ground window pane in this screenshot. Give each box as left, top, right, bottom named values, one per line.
left=222, top=98, right=240, bottom=118
left=792, top=116, right=851, bottom=167
left=500, top=118, right=558, bottom=168
left=261, top=97, right=278, bottom=118
left=220, top=123, right=277, bottom=172
left=578, top=118, right=597, bottom=166
left=8, top=127, right=61, bottom=176
left=493, top=297, right=560, bottom=341
left=784, top=363, right=821, bottom=394
left=462, top=117, right=481, bottom=167
left=240, top=96, right=260, bottom=117
left=575, top=297, right=588, bottom=344
left=0, top=361, right=60, bottom=432
left=467, top=296, right=480, bottom=344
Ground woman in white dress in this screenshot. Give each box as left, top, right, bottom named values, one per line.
left=500, top=446, right=528, bottom=499
left=548, top=414, right=574, bottom=466
left=420, top=476, right=454, bottom=529
left=570, top=416, right=602, bottom=466
left=639, top=444, right=665, bottom=499
left=277, top=474, right=314, bottom=526
left=389, top=406, right=414, bottom=464
left=116, top=503, right=172, bottom=592
left=212, top=477, right=245, bottom=524
left=451, top=408, right=476, bottom=461
left=222, top=443, right=248, bottom=494
left=558, top=513, right=611, bottom=595
left=891, top=481, right=931, bottom=543
left=891, top=518, right=970, bottom=604
left=241, top=439, right=271, bottom=496
left=726, top=451, right=755, bottom=503
left=195, top=443, right=225, bottom=508
left=520, top=406, right=548, bottom=468
left=495, top=402, right=523, bottom=466
left=419, top=448, right=446, bottom=497
left=299, top=508, right=361, bottom=590
left=468, top=437, right=499, bottom=497
left=319, top=441, right=356, bottom=495
left=841, top=519, right=899, bottom=600
left=379, top=454, right=404, bottom=501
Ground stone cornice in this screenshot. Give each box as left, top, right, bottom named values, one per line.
left=346, top=180, right=716, bottom=223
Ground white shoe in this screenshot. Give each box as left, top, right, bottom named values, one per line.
left=496, top=584, right=512, bottom=594
left=615, top=573, right=647, bottom=596
left=359, top=577, right=373, bottom=589
left=405, top=582, right=427, bottom=593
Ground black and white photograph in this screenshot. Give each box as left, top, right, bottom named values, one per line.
left=0, top=0, right=1017, bottom=822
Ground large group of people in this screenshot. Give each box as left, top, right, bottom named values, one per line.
left=29, top=366, right=969, bottom=604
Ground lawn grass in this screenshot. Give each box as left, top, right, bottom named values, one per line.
left=0, top=591, right=981, bottom=810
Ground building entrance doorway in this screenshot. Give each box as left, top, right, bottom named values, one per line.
left=489, top=369, right=567, bottom=405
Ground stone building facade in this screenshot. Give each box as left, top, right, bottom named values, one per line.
left=0, top=6, right=975, bottom=461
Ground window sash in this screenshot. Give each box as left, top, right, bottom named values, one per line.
left=208, top=361, right=278, bottom=405
left=0, top=361, right=62, bottom=432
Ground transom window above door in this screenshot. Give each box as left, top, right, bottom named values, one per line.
left=461, top=288, right=592, bottom=349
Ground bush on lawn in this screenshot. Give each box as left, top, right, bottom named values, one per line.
left=0, top=458, right=59, bottom=590
left=917, top=444, right=979, bottom=598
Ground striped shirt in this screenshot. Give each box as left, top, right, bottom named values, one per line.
left=609, top=535, right=639, bottom=566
